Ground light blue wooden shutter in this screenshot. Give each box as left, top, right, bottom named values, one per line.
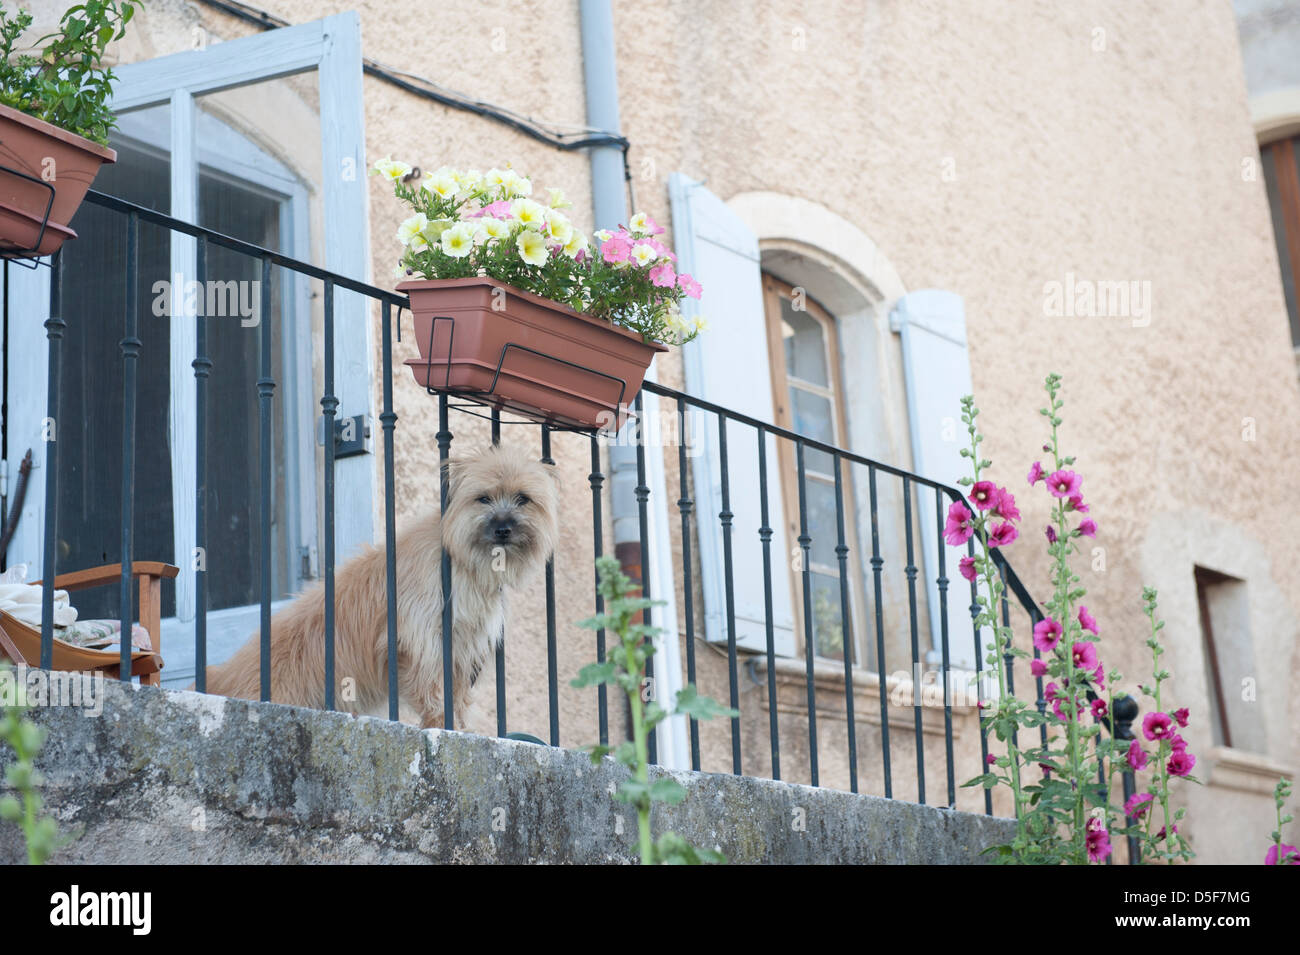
left=668, top=174, right=796, bottom=656
left=890, top=289, right=979, bottom=671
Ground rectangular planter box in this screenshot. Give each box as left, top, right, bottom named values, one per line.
left=398, top=276, right=666, bottom=430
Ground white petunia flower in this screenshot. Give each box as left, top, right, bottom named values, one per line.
left=373, top=157, right=412, bottom=181
left=422, top=218, right=454, bottom=242
left=423, top=171, right=459, bottom=200
left=505, top=169, right=533, bottom=197
left=477, top=217, right=510, bottom=241
left=511, top=198, right=547, bottom=230
left=441, top=222, right=476, bottom=258
left=593, top=229, right=612, bottom=243
left=544, top=211, right=573, bottom=245
left=546, top=187, right=571, bottom=209
left=631, top=242, right=657, bottom=267
left=516, top=229, right=548, bottom=266
left=562, top=230, right=588, bottom=259
left=629, top=212, right=652, bottom=235
left=397, top=212, right=429, bottom=245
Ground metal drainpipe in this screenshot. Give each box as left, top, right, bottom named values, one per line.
left=579, top=0, right=687, bottom=768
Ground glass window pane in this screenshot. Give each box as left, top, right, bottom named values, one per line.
left=1262, top=142, right=1300, bottom=346
left=781, top=297, right=829, bottom=386
left=810, top=571, right=850, bottom=662
left=805, top=476, right=840, bottom=568
left=791, top=388, right=836, bottom=473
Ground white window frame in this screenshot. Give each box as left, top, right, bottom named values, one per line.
left=1, top=13, right=373, bottom=685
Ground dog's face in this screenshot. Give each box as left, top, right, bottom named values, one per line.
left=441, top=444, right=560, bottom=580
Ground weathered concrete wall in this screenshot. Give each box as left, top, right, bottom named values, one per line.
left=0, top=680, right=1013, bottom=864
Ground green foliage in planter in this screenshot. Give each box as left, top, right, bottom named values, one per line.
left=0, top=2, right=139, bottom=146
left=572, top=556, right=738, bottom=864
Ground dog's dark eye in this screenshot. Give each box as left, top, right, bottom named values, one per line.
left=515, top=494, right=531, bottom=506
left=477, top=495, right=492, bottom=505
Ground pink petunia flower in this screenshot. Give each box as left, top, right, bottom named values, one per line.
left=1078, top=605, right=1099, bottom=635
left=1068, top=493, right=1089, bottom=513
left=970, top=481, right=998, bottom=510
left=1266, top=844, right=1300, bottom=865
left=600, top=232, right=631, bottom=264
left=1127, top=740, right=1148, bottom=771
left=1033, top=617, right=1063, bottom=652
left=1091, top=698, right=1108, bottom=720
left=1167, top=750, right=1196, bottom=777
left=988, top=521, right=1018, bottom=548
left=1086, top=817, right=1112, bottom=862
left=1027, top=461, right=1044, bottom=485
left=994, top=488, right=1021, bottom=521
left=648, top=261, right=677, bottom=288
left=1143, top=712, right=1174, bottom=741
left=944, top=501, right=974, bottom=546
left=958, top=556, right=977, bottom=582
left=677, top=274, right=702, bottom=299
left=1173, top=707, right=1189, bottom=728
left=1125, top=792, right=1155, bottom=818
left=1072, top=640, right=1099, bottom=670
left=1030, top=658, right=1048, bottom=678
left=1047, top=470, right=1081, bottom=499
left=1078, top=518, right=1098, bottom=538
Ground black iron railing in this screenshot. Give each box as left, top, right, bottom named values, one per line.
left=10, top=189, right=1137, bottom=849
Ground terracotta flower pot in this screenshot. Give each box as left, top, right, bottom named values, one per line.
left=0, top=103, right=117, bottom=257
left=398, top=276, right=667, bottom=430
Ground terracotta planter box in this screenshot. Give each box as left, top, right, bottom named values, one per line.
left=398, top=276, right=667, bottom=430
left=0, top=103, right=116, bottom=257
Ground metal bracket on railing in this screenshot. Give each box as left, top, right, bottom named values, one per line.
left=419, top=312, right=630, bottom=433
left=0, top=157, right=56, bottom=264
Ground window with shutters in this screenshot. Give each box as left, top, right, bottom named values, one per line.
left=762, top=274, right=862, bottom=662
left=1261, top=135, right=1300, bottom=350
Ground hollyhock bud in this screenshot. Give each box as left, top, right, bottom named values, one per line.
left=1045, top=525, right=1057, bottom=544
left=1173, top=707, right=1189, bottom=728
left=1125, top=792, right=1155, bottom=818
left=1030, top=658, right=1048, bottom=678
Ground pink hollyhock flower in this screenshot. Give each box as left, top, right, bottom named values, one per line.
left=1169, top=733, right=1188, bottom=753
left=1155, top=824, right=1178, bottom=842
left=985, top=753, right=996, bottom=766
left=1046, top=469, right=1081, bottom=499
left=1078, top=605, right=1099, bottom=635
left=1045, top=525, right=1057, bottom=544
left=1266, top=844, right=1300, bottom=865
left=1072, top=640, right=1099, bottom=670
left=1078, top=518, right=1097, bottom=538
left=1091, top=698, right=1108, bottom=720
left=958, top=556, right=976, bottom=582
left=1033, top=617, right=1063, bottom=652
left=1125, top=792, right=1155, bottom=818
left=1068, top=493, right=1089, bottom=513
left=1086, top=817, right=1112, bottom=862
left=1127, top=740, right=1148, bottom=771
left=601, top=232, right=631, bottom=264
left=1167, top=750, right=1196, bottom=777
left=994, top=488, right=1021, bottom=521
left=677, top=274, right=702, bottom=299
left=970, top=481, right=998, bottom=510
left=1092, top=663, right=1105, bottom=690
left=1030, top=658, right=1048, bottom=678
left=1027, top=461, right=1044, bottom=485
left=944, top=501, right=973, bottom=545
left=988, top=521, right=1018, bottom=548
left=1173, top=707, right=1189, bottom=728
left=1143, top=712, right=1174, bottom=741
left=1038, top=762, right=1053, bottom=778
left=648, top=261, right=676, bottom=288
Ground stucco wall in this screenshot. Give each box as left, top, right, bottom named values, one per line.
left=13, top=0, right=1297, bottom=863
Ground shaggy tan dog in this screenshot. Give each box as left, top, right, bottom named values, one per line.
left=203, top=443, right=558, bottom=727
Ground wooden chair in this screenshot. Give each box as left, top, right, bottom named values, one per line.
left=0, top=562, right=178, bottom=685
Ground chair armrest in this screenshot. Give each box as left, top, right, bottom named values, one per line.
left=37, top=561, right=179, bottom=593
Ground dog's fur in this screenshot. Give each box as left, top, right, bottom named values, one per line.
left=203, top=444, right=559, bottom=727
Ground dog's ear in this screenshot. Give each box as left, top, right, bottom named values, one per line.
left=440, top=458, right=463, bottom=505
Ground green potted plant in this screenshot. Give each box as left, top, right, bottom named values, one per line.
left=375, top=159, right=705, bottom=430
left=0, top=2, right=138, bottom=257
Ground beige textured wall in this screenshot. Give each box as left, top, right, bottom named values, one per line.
left=57, top=0, right=1299, bottom=862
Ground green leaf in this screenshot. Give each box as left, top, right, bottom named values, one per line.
left=648, top=777, right=686, bottom=804
left=673, top=684, right=739, bottom=721
left=570, top=661, right=617, bottom=689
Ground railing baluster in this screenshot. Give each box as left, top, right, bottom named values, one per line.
left=322, top=281, right=337, bottom=710
left=677, top=397, right=700, bottom=770
left=118, top=211, right=140, bottom=681
left=193, top=236, right=210, bottom=692
left=632, top=393, right=655, bottom=764
left=1001, top=588, right=1019, bottom=751
left=795, top=440, right=818, bottom=787
left=833, top=452, right=857, bottom=794
left=869, top=465, right=891, bottom=799
left=543, top=424, right=558, bottom=747
left=39, top=252, right=63, bottom=671
left=717, top=412, right=741, bottom=775
left=969, top=537, right=993, bottom=816
left=589, top=432, right=607, bottom=747
left=935, top=490, right=955, bottom=808
left=902, top=475, right=924, bottom=804
left=257, top=254, right=274, bottom=702
left=381, top=302, right=399, bottom=721
left=757, top=425, right=779, bottom=780
left=494, top=408, right=507, bottom=736
left=438, top=393, right=453, bottom=728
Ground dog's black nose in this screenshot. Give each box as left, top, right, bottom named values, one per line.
left=490, top=516, right=516, bottom=542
